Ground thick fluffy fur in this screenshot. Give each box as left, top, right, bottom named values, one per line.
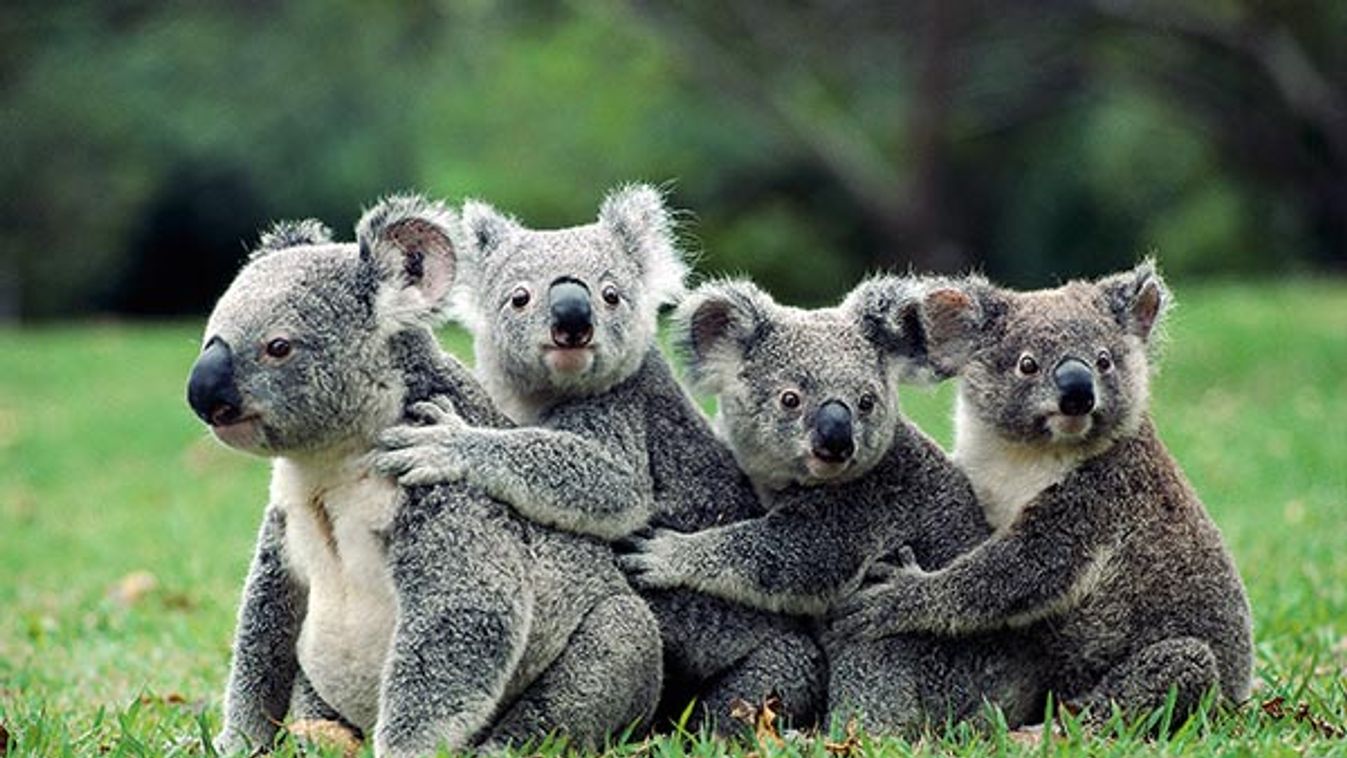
left=620, top=277, right=1042, bottom=731
left=198, top=196, right=660, bottom=757
left=375, top=186, right=825, bottom=731
left=833, top=263, right=1253, bottom=724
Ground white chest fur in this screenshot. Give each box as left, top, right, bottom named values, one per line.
left=272, top=454, right=400, bottom=732
left=952, top=393, right=1087, bottom=532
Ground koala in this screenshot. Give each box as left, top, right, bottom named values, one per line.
left=832, top=262, right=1254, bottom=725
left=187, top=196, right=661, bottom=757
left=375, top=185, right=826, bottom=731
left=617, top=277, right=1044, bottom=732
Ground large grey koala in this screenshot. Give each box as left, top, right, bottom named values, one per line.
left=832, top=262, right=1254, bottom=724
left=375, top=185, right=826, bottom=731
left=187, top=196, right=661, bottom=757
left=618, top=277, right=1043, bottom=732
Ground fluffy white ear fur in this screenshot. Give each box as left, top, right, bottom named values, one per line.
left=1099, top=257, right=1172, bottom=346
left=673, top=278, right=773, bottom=394
left=355, top=193, right=461, bottom=326
left=252, top=218, right=333, bottom=260
left=599, top=184, right=689, bottom=307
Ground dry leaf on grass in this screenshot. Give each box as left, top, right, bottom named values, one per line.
left=1260, top=696, right=1345, bottom=739
left=728, top=693, right=785, bottom=747
left=823, top=719, right=861, bottom=755
left=287, top=719, right=362, bottom=757
left=108, top=571, right=158, bottom=606
left=1007, top=725, right=1046, bottom=746
left=137, top=692, right=187, bottom=706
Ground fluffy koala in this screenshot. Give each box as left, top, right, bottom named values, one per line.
left=832, top=262, right=1254, bottom=724
left=375, top=185, right=826, bottom=731
left=618, top=277, right=1043, bottom=731
left=188, top=197, right=661, bottom=757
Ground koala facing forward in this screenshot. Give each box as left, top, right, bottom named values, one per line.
left=188, top=198, right=661, bottom=756
left=376, top=186, right=826, bottom=731
left=834, top=262, right=1254, bottom=723
left=620, top=277, right=1044, bottom=731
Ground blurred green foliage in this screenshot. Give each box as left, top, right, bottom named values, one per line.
left=2, top=0, right=1344, bottom=319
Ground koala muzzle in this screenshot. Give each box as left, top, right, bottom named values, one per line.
left=549, top=278, right=594, bottom=348
left=188, top=337, right=245, bottom=426
left=811, top=400, right=855, bottom=463
left=1054, top=358, right=1095, bottom=417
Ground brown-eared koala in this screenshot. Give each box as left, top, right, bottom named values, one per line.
left=373, top=185, right=826, bottom=731
left=187, top=196, right=661, bottom=757
left=617, top=276, right=1045, bottom=732
left=832, top=261, right=1254, bottom=724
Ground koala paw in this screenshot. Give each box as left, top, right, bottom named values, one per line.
left=614, top=529, right=689, bottom=590
left=829, top=571, right=922, bottom=642
left=373, top=416, right=472, bottom=488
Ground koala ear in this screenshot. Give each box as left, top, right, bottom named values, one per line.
left=673, top=279, right=773, bottom=393
left=599, top=184, right=688, bottom=305
left=356, top=194, right=460, bottom=311
left=461, top=200, right=520, bottom=261
left=911, top=276, right=1006, bottom=377
left=1100, top=258, right=1171, bottom=343
left=251, top=218, right=333, bottom=260
left=843, top=275, right=944, bottom=383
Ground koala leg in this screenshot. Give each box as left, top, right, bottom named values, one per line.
left=478, top=593, right=663, bottom=752
left=828, top=633, right=1045, bottom=735
left=288, top=670, right=363, bottom=737
left=1068, top=636, right=1219, bottom=726
left=696, top=626, right=826, bottom=736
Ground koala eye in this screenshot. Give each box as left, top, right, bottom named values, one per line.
left=601, top=283, right=621, bottom=306
left=264, top=337, right=293, bottom=360
left=1096, top=349, right=1114, bottom=373
left=780, top=390, right=801, bottom=410
left=1017, top=353, right=1039, bottom=376
left=858, top=393, right=877, bottom=413
left=510, top=286, right=531, bottom=309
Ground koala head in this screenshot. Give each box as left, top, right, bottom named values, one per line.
left=674, top=276, right=930, bottom=490
left=453, top=184, right=687, bottom=414
left=186, top=195, right=460, bottom=457
left=921, top=261, right=1170, bottom=450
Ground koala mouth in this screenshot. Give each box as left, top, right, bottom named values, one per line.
left=541, top=345, right=596, bottom=376
left=804, top=454, right=853, bottom=482
left=1045, top=412, right=1093, bottom=442
left=210, top=414, right=264, bottom=449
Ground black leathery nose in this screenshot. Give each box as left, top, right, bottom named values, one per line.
left=812, top=400, right=855, bottom=462
left=187, top=337, right=244, bottom=425
left=549, top=279, right=593, bottom=347
left=1054, top=358, right=1095, bottom=417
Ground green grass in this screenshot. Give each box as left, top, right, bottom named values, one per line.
left=1, top=280, right=1345, bottom=756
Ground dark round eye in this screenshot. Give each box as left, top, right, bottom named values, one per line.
left=510, top=287, right=531, bottom=309
left=1096, top=350, right=1113, bottom=372
left=265, top=338, right=292, bottom=359
left=601, top=284, right=620, bottom=306
left=780, top=390, right=801, bottom=410
left=858, top=393, right=877, bottom=413
left=1017, top=354, right=1039, bottom=375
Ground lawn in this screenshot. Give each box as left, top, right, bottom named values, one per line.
left=1, top=280, right=1344, bottom=756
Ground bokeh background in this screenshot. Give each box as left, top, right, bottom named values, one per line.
left=4, top=0, right=1347, bottom=321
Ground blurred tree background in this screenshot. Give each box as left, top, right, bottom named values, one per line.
left=2, top=0, right=1344, bottom=320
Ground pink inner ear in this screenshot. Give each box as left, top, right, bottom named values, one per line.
left=386, top=219, right=455, bottom=302
left=1134, top=280, right=1162, bottom=338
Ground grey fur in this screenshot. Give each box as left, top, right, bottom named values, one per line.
left=197, top=194, right=660, bottom=756
left=620, top=277, right=1042, bottom=732
left=375, top=185, right=825, bottom=731
left=831, top=262, right=1254, bottom=725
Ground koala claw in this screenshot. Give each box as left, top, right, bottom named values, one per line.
left=408, top=395, right=464, bottom=428
left=614, top=530, right=685, bottom=589
left=830, top=579, right=912, bottom=641
left=371, top=446, right=469, bottom=487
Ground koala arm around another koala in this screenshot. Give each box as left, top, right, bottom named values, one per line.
left=376, top=394, right=654, bottom=542
left=215, top=506, right=306, bottom=754
left=832, top=489, right=1111, bottom=640
left=618, top=494, right=876, bottom=616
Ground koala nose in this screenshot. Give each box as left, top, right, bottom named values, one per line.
left=1054, top=358, right=1095, bottom=417
left=188, top=337, right=244, bottom=426
left=811, top=400, right=855, bottom=463
left=549, top=278, right=593, bottom=348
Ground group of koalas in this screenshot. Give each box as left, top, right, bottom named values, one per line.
left=186, top=184, right=1253, bottom=757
